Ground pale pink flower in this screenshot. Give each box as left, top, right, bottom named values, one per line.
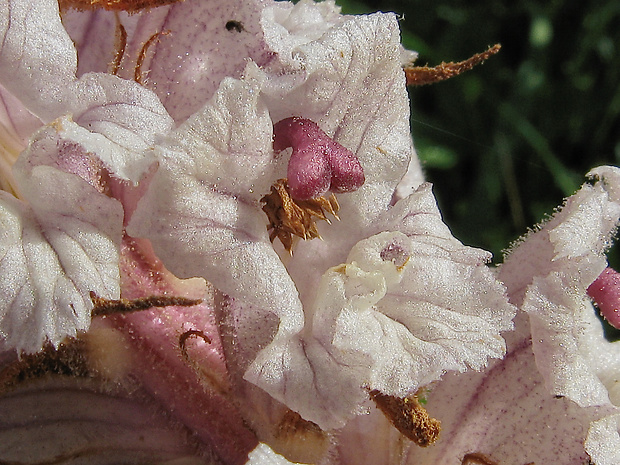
left=1, top=0, right=618, bottom=464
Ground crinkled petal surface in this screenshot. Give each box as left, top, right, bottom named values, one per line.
left=500, top=166, right=620, bottom=407
left=262, top=11, right=415, bottom=227
left=0, top=123, right=123, bottom=353
left=0, top=0, right=77, bottom=121
left=1, top=0, right=173, bottom=182
left=246, top=183, right=515, bottom=429
left=127, top=65, right=303, bottom=334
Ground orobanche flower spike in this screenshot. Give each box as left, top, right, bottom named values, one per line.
left=0, top=0, right=618, bottom=464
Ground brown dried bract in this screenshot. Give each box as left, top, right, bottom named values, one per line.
left=261, top=179, right=339, bottom=254
left=405, top=44, right=501, bottom=86
left=0, top=340, right=91, bottom=392
left=369, top=389, right=441, bottom=447
left=59, top=0, right=183, bottom=12
left=90, top=291, right=202, bottom=317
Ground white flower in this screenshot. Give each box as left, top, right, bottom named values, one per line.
left=0, top=0, right=174, bottom=352
left=324, top=167, right=620, bottom=465
left=126, top=0, right=515, bottom=429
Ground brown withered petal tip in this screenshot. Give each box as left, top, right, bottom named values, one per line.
left=405, top=44, right=501, bottom=86
left=369, top=389, right=441, bottom=447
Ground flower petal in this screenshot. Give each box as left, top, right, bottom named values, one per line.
left=65, top=73, right=173, bottom=182
left=132, top=0, right=274, bottom=121
left=60, top=8, right=119, bottom=76
left=586, top=414, right=620, bottom=465
left=500, top=166, right=620, bottom=407
left=405, top=340, right=596, bottom=465
left=262, top=12, right=414, bottom=225
left=1, top=0, right=173, bottom=182
left=127, top=65, right=302, bottom=328
left=0, top=0, right=77, bottom=121
left=0, top=84, right=42, bottom=194
left=247, top=183, right=515, bottom=430
left=0, top=124, right=123, bottom=353
left=0, top=373, right=209, bottom=464
left=500, top=166, right=620, bottom=307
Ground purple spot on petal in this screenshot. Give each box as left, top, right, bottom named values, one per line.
left=380, top=242, right=409, bottom=268
left=588, top=267, right=620, bottom=329
left=273, top=117, right=364, bottom=200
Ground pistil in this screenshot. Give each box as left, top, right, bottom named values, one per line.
left=587, top=267, right=620, bottom=329
left=273, top=117, right=364, bottom=201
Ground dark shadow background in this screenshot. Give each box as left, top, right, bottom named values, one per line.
left=339, top=0, right=620, bottom=267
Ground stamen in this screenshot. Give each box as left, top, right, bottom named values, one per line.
left=587, top=267, right=620, bottom=329
left=273, top=117, right=364, bottom=201
left=90, top=291, right=201, bottom=317
left=179, top=329, right=211, bottom=363
left=261, top=179, right=339, bottom=254
left=109, top=20, right=127, bottom=76
left=405, top=44, right=501, bottom=86
left=135, top=30, right=170, bottom=85
left=369, top=389, right=441, bottom=447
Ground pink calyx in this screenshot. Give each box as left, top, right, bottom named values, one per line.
left=587, top=267, right=620, bottom=329
left=273, top=117, right=365, bottom=200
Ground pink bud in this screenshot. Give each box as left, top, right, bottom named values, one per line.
left=587, top=267, right=620, bottom=329
left=273, top=117, right=364, bottom=200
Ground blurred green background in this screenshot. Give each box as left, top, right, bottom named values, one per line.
left=339, top=0, right=620, bottom=267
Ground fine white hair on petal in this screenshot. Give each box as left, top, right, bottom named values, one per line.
left=500, top=166, right=620, bottom=407
left=0, top=124, right=123, bottom=353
